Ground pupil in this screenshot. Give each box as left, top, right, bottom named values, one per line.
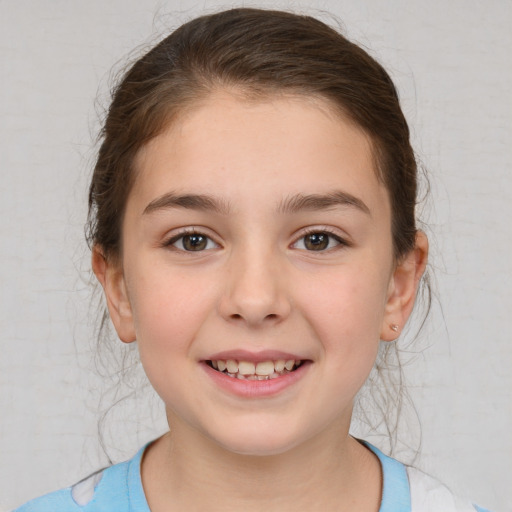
left=306, top=233, right=328, bottom=251
left=184, top=234, right=207, bottom=251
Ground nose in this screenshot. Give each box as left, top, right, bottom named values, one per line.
left=218, top=246, right=292, bottom=327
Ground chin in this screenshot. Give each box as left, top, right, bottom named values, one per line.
left=210, top=423, right=307, bottom=457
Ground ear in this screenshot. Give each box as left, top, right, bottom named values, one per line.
left=91, top=246, right=136, bottom=343
left=380, top=231, right=429, bottom=341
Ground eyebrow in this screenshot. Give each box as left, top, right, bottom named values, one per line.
left=277, top=191, right=371, bottom=215
left=143, top=190, right=370, bottom=216
left=143, top=192, right=232, bottom=215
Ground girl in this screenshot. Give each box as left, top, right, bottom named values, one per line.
left=13, top=8, right=492, bottom=512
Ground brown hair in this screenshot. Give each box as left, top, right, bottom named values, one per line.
left=87, top=7, right=417, bottom=263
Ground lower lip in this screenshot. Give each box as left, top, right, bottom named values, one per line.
left=202, top=362, right=311, bottom=398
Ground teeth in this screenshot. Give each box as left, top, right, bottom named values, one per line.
left=255, top=361, right=274, bottom=376
left=226, top=360, right=238, bottom=373
left=237, top=374, right=271, bottom=381
left=274, top=359, right=286, bottom=372
left=238, top=361, right=256, bottom=375
left=209, top=358, right=302, bottom=378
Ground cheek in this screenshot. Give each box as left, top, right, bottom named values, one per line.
left=295, top=262, right=390, bottom=352
left=125, top=268, right=219, bottom=405
left=303, top=261, right=389, bottom=315
left=126, top=265, right=218, bottom=352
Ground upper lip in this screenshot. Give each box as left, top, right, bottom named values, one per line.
left=204, top=349, right=307, bottom=363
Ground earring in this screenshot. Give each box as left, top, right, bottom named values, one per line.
left=390, top=324, right=399, bottom=333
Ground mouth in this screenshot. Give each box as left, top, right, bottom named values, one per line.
left=206, top=359, right=304, bottom=381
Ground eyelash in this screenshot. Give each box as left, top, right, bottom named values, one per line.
left=292, top=228, right=348, bottom=252
left=163, top=227, right=348, bottom=253
left=163, top=229, right=219, bottom=252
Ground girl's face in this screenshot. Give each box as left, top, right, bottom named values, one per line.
left=97, top=92, right=423, bottom=456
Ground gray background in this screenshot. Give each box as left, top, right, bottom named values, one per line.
left=1, top=1, right=511, bottom=510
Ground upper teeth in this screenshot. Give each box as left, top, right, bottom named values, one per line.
left=211, top=359, right=300, bottom=376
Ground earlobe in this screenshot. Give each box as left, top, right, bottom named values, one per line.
left=380, top=231, right=429, bottom=341
left=91, top=247, right=136, bottom=343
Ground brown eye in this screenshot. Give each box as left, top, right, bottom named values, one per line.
left=304, top=233, right=329, bottom=251
left=183, top=234, right=207, bottom=251
left=169, top=233, right=217, bottom=252
left=293, top=231, right=343, bottom=251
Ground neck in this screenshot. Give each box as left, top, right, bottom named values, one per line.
left=141, top=415, right=382, bottom=512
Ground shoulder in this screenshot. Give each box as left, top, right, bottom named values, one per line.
left=10, top=486, right=79, bottom=512
left=11, top=465, right=127, bottom=512
left=407, top=466, right=491, bottom=512
left=363, top=441, right=493, bottom=512
left=11, top=446, right=148, bottom=512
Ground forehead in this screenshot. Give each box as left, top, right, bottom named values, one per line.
left=130, top=91, right=389, bottom=218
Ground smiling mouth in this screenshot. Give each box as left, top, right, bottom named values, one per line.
left=206, top=359, right=304, bottom=381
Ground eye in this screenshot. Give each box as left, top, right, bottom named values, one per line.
left=293, top=231, right=344, bottom=251
left=167, top=232, right=218, bottom=252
